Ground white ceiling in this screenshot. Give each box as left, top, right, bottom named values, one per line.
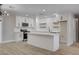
left=2, top=4, right=79, bottom=16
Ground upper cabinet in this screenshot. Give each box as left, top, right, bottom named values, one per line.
left=36, top=15, right=60, bottom=32
left=16, top=16, right=34, bottom=28
left=16, top=16, right=21, bottom=27
left=16, top=14, right=61, bottom=32
left=36, top=17, right=49, bottom=32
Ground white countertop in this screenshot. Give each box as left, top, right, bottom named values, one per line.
left=14, top=27, right=60, bottom=36
left=28, top=31, right=60, bottom=36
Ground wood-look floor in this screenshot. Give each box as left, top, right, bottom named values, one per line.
left=0, top=41, right=79, bottom=55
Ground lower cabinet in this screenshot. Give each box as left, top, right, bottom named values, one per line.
left=15, top=32, right=23, bottom=41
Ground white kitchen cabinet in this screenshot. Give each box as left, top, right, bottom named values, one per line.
left=36, top=17, right=49, bottom=32
left=16, top=16, right=34, bottom=28
left=15, top=32, right=23, bottom=41
left=16, top=16, right=22, bottom=27
left=36, top=17, right=60, bottom=32
left=14, top=28, right=23, bottom=41
left=51, top=21, right=60, bottom=32
left=16, top=16, right=26, bottom=27
left=28, top=18, right=34, bottom=27
left=47, top=17, right=60, bottom=32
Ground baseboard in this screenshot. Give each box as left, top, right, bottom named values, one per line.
left=0, top=39, right=22, bottom=44
left=67, top=42, right=73, bottom=46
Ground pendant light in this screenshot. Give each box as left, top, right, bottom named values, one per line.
left=0, top=4, right=9, bottom=16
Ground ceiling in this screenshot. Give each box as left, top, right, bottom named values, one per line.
left=1, top=4, right=79, bottom=16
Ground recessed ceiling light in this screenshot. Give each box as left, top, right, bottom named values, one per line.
left=4, top=10, right=7, bottom=13
left=53, top=13, right=59, bottom=17
left=42, top=9, right=46, bottom=12
left=6, top=13, right=9, bottom=16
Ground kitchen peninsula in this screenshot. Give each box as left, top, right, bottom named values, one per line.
left=27, top=31, right=60, bottom=51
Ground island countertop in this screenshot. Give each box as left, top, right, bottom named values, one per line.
left=27, top=31, right=60, bottom=36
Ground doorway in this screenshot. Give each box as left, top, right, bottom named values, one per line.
left=60, top=21, right=67, bottom=43
left=60, top=21, right=67, bottom=47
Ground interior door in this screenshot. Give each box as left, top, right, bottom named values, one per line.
left=60, top=21, right=67, bottom=43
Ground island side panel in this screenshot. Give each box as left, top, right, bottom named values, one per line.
left=27, top=33, right=59, bottom=51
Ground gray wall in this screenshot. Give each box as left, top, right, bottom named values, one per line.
left=2, top=11, right=16, bottom=42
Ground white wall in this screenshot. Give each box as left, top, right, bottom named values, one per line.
left=2, top=11, right=16, bottom=42
left=67, top=13, right=76, bottom=46
left=0, top=22, right=2, bottom=42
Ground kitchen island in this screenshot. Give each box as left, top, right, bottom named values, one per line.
left=27, top=31, right=60, bottom=51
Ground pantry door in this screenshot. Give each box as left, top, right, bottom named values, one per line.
left=60, top=21, right=67, bottom=43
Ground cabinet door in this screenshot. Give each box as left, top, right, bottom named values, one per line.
left=16, top=16, right=21, bottom=27
left=36, top=18, right=49, bottom=32
left=28, top=18, right=33, bottom=27
left=16, top=33, right=23, bottom=41
left=22, top=17, right=26, bottom=23
left=48, top=18, right=60, bottom=32
left=16, top=16, right=26, bottom=27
